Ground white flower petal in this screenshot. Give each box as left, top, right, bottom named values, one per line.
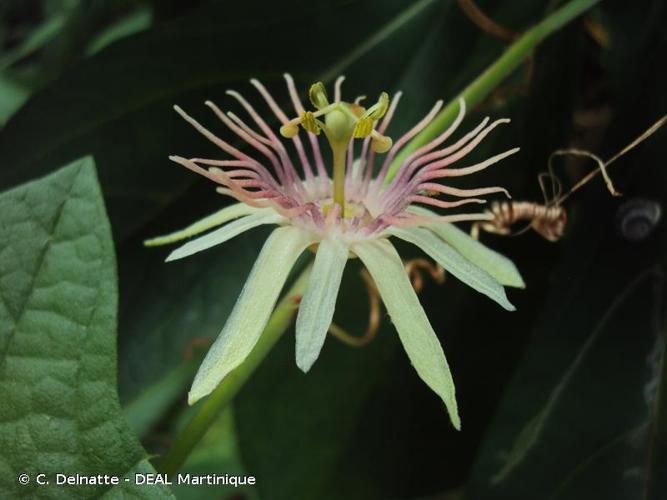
left=388, top=226, right=515, bottom=311
left=144, top=203, right=262, bottom=247
left=408, top=205, right=525, bottom=288
left=188, top=226, right=316, bottom=405
left=295, top=237, right=348, bottom=372
left=352, top=238, right=461, bottom=430
left=166, top=208, right=283, bottom=262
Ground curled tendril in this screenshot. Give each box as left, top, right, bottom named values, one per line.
left=328, top=269, right=380, bottom=347
left=328, top=259, right=445, bottom=347
left=404, top=258, right=446, bottom=293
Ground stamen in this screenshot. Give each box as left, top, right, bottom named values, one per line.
left=284, top=73, right=328, bottom=188
left=249, top=78, right=317, bottom=185
left=309, top=82, right=329, bottom=109
left=359, top=91, right=402, bottom=188
left=301, top=111, right=322, bottom=135
left=354, top=117, right=374, bottom=138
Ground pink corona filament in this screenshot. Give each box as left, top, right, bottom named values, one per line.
left=170, top=74, right=518, bottom=241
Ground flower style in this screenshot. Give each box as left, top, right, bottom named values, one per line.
left=146, top=74, right=524, bottom=429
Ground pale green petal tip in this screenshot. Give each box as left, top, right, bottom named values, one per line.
left=510, top=273, right=526, bottom=290
left=450, top=408, right=462, bottom=431
left=500, top=292, right=517, bottom=312
left=497, top=280, right=518, bottom=311
left=187, top=366, right=225, bottom=406
left=501, top=260, right=525, bottom=289
left=165, top=249, right=185, bottom=262
left=187, top=388, right=203, bottom=406
left=295, top=337, right=318, bottom=373
left=295, top=354, right=314, bottom=374
left=187, top=375, right=220, bottom=405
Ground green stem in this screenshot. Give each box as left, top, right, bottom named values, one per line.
left=385, top=0, right=601, bottom=183
left=156, top=264, right=312, bottom=476
left=332, top=145, right=347, bottom=211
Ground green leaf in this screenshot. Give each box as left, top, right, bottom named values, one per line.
left=469, top=260, right=666, bottom=499
left=0, top=74, right=29, bottom=126
left=0, top=13, right=68, bottom=70
left=123, top=358, right=199, bottom=439
left=0, top=158, right=173, bottom=498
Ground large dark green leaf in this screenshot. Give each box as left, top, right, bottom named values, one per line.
left=0, top=158, right=173, bottom=499
left=467, top=259, right=666, bottom=499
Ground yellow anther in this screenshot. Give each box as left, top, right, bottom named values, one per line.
left=301, top=111, right=320, bottom=135
left=371, top=134, right=393, bottom=153
left=353, top=118, right=373, bottom=139
left=309, top=82, right=329, bottom=110
left=365, top=92, right=389, bottom=121
left=280, top=123, right=299, bottom=138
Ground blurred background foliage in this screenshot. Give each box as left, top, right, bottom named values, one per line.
left=1, top=0, right=666, bottom=498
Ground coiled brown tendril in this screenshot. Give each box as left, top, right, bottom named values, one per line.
left=471, top=114, right=667, bottom=242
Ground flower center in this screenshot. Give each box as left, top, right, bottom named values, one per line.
left=280, top=81, right=394, bottom=214
left=321, top=200, right=366, bottom=220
